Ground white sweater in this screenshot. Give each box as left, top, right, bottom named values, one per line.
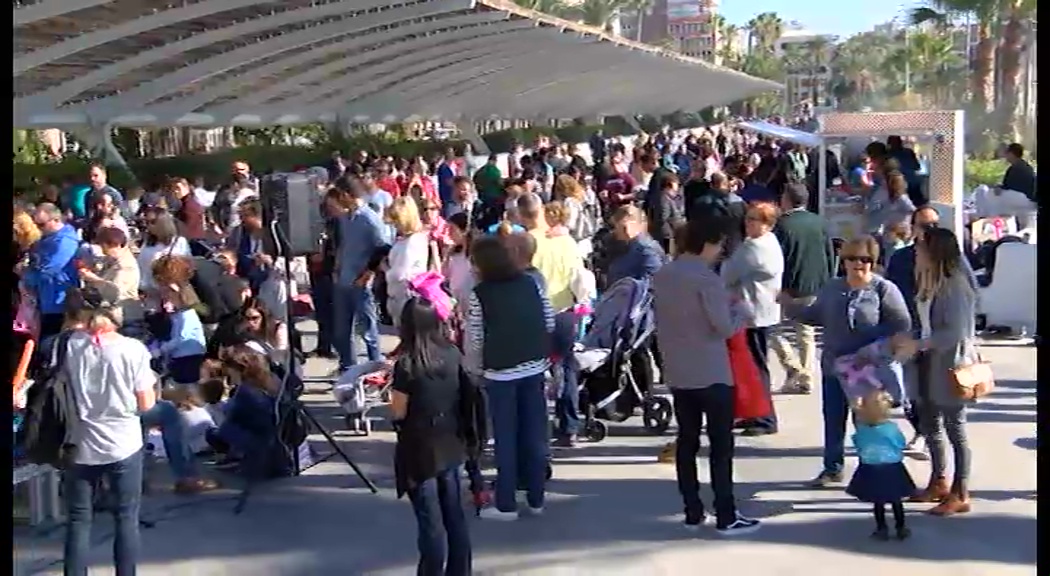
left=136, top=238, right=191, bottom=291
left=385, top=232, right=430, bottom=323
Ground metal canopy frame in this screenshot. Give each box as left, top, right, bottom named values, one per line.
left=14, top=0, right=782, bottom=128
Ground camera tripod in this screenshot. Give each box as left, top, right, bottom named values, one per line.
left=232, top=215, right=379, bottom=515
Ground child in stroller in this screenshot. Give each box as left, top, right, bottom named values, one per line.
left=575, top=276, right=672, bottom=442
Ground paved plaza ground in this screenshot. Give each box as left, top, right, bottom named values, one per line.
left=17, top=325, right=1037, bottom=576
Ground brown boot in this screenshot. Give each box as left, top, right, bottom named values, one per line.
left=929, top=486, right=971, bottom=516
left=909, top=477, right=950, bottom=503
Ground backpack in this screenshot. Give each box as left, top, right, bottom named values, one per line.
left=18, top=331, right=78, bottom=469
left=787, top=152, right=808, bottom=183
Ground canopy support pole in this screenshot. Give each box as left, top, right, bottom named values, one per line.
left=69, top=121, right=132, bottom=173
left=458, top=121, right=490, bottom=156
left=624, top=115, right=644, bottom=133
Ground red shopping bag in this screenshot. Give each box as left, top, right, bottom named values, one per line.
left=727, top=330, right=772, bottom=421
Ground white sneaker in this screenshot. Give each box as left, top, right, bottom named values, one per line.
left=716, top=514, right=761, bottom=536
left=478, top=507, right=519, bottom=521
left=521, top=506, right=544, bottom=517
left=904, top=436, right=929, bottom=461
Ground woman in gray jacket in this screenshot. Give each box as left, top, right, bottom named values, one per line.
left=722, top=201, right=784, bottom=436
left=781, top=235, right=912, bottom=487
left=907, top=227, right=979, bottom=516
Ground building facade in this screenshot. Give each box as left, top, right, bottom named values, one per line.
left=775, top=25, right=836, bottom=111
left=620, top=0, right=719, bottom=62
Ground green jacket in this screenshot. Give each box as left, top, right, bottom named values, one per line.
left=773, top=208, right=835, bottom=298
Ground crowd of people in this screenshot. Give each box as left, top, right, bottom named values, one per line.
left=11, top=122, right=1014, bottom=575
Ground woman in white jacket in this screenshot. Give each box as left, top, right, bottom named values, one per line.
left=384, top=197, right=431, bottom=327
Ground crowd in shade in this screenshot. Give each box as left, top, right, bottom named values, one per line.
left=13, top=120, right=1016, bottom=574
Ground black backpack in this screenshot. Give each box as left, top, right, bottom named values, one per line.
left=18, top=331, right=78, bottom=469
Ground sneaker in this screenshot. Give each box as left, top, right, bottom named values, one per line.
left=521, top=506, right=544, bottom=517
left=870, top=526, right=890, bottom=541
left=809, top=470, right=844, bottom=487
left=904, top=436, right=929, bottom=461
left=895, top=526, right=912, bottom=541
left=716, top=514, right=761, bottom=536
left=683, top=513, right=706, bottom=531
left=478, top=507, right=519, bottom=521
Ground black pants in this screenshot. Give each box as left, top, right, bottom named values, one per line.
left=671, top=385, right=737, bottom=527
left=742, top=326, right=778, bottom=432
left=874, top=501, right=906, bottom=530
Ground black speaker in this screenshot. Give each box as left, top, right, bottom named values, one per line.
left=260, top=173, right=324, bottom=256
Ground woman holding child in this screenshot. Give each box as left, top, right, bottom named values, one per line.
left=906, top=227, right=979, bottom=515
left=781, top=235, right=912, bottom=487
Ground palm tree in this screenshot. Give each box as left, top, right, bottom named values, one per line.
left=747, top=12, right=784, bottom=54
left=621, top=0, right=653, bottom=41
left=911, top=0, right=998, bottom=119
left=995, top=0, right=1037, bottom=141
left=513, top=0, right=569, bottom=16
left=562, top=0, right=627, bottom=33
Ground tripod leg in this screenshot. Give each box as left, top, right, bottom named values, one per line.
left=299, top=405, right=379, bottom=493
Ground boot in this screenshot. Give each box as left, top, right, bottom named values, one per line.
left=909, top=476, right=950, bottom=503
left=928, top=482, right=971, bottom=516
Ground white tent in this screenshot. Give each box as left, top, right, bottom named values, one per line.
left=14, top=0, right=781, bottom=130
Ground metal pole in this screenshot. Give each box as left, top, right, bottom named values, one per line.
left=904, top=26, right=911, bottom=94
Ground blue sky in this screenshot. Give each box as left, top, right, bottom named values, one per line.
left=719, top=1, right=921, bottom=38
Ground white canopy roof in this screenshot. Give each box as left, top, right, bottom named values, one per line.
left=735, top=120, right=824, bottom=147
left=14, top=0, right=781, bottom=129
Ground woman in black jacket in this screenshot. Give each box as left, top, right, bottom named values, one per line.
left=390, top=297, right=485, bottom=576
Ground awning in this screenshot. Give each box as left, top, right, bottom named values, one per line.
left=14, top=0, right=781, bottom=128
left=735, top=120, right=824, bottom=148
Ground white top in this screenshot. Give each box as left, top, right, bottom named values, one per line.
left=227, top=188, right=259, bottom=229
left=65, top=332, right=155, bottom=466
left=180, top=406, right=216, bottom=455
left=193, top=187, right=216, bottom=208
left=137, top=238, right=192, bottom=291
left=386, top=232, right=430, bottom=320
left=443, top=251, right=475, bottom=313
left=917, top=298, right=933, bottom=340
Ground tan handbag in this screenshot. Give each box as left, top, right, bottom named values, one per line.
left=950, top=355, right=995, bottom=400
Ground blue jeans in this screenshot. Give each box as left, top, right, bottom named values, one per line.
left=310, top=270, right=335, bottom=353
left=486, top=373, right=548, bottom=512
left=140, top=401, right=196, bottom=481
left=333, top=283, right=382, bottom=370
left=821, top=373, right=852, bottom=475
left=64, top=449, right=144, bottom=576
left=407, top=465, right=473, bottom=576
left=552, top=310, right=580, bottom=436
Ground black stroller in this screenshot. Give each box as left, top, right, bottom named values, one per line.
left=575, top=277, right=673, bottom=442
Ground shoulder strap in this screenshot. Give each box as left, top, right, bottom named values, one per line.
left=50, top=330, right=75, bottom=371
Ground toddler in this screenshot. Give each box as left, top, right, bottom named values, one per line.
left=846, top=390, right=915, bottom=541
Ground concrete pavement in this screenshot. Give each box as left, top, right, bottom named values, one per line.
left=19, top=327, right=1037, bottom=576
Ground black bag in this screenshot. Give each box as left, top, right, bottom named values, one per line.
left=18, top=331, right=78, bottom=469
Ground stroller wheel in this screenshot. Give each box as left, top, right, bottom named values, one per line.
left=642, top=397, right=673, bottom=435
left=584, top=420, right=608, bottom=443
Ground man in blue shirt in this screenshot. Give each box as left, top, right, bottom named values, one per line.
left=436, top=150, right=457, bottom=218
left=333, top=182, right=388, bottom=371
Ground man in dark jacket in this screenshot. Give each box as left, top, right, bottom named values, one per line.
left=770, top=184, right=834, bottom=394
left=687, top=173, right=747, bottom=261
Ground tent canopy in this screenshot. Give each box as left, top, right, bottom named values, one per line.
left=735, top=120, right=824, bottom=148
left=14, top=0, right=781, bottom=129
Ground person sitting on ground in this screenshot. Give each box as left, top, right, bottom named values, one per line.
left=137, top=213, right=192, bottom=297
left=224, top=198, right=276, bottom=295
left=238, top=296, right=292, bottom=368
left=207, top=346, right=286, bottom=477
left=150, top=263, right=207, bottom=385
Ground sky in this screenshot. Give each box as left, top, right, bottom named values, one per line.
left=718, top=1, right=921, bottom=38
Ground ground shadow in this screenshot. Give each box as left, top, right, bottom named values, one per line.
left=1013, top=437, right=1037, bottom=451
left=966, top=411, right=1037, bottom=424
left=973, top=401, right=1036, bottom=412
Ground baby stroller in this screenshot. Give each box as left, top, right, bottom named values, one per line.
left=575, top=277, right=673, bottom=442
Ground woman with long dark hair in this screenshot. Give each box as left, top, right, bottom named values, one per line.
left=390, top=297, right=484, bottom=575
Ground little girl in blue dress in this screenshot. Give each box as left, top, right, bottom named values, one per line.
left=846, top=390, right=916, bottom=541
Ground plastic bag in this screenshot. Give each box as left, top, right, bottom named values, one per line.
left=727, top=330, right=771, bottom=421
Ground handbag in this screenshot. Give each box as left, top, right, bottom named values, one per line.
left=727, top=330, right=772, bottom=420
left=950, top=355, right=995, bottom=400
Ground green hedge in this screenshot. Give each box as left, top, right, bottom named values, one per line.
left=13, top=124, right=630, bottom=191
left=964, top=158, right=1012, bottom=190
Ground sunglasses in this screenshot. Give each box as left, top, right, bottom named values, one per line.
left=842, top=255, right=874, bottom=264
